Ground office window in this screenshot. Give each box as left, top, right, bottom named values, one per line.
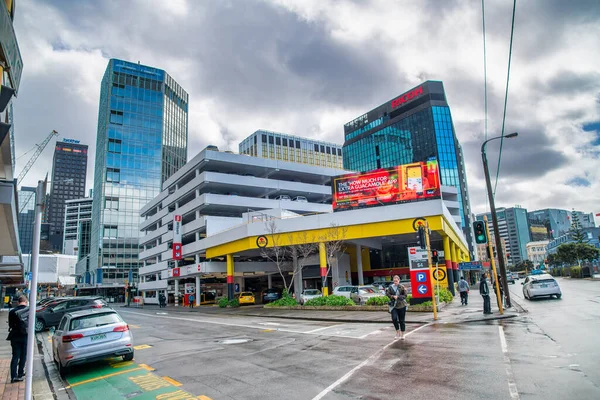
left=269, top=136, right=274, bottom=144
left=104, top=197, right=119, bottom=210
left=276, top=137, right=281, bottom=145
left=103, top=225, right=118, bottom=238
left=283, top=138, right=288, bottom=146
left=106, top=168, right=120, bottom=183
left=326, top=146, right=331, bottom=154
left=320, top=145, right=325, bottom=153
left=337, top=148, right=342, bottom=156
left=261, top=134, right=267, bottom=143
left=314, top=144, right=319, bottom=152
left=108, top=139, right=122, bottom=153
left=295, top=140, right=300, bottom=149
left=110, top=110, right=124, bottom=125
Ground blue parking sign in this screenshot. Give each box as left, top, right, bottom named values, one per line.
left=416, top=272, right=427, bottom=282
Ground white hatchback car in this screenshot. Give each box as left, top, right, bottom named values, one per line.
left=52, top=309, right=133, bottom=378
left=299, top=289, right=322, bottom=304
left=332, top=286, right=356, bottom=298
left=522, top=274, right=562, bottom=300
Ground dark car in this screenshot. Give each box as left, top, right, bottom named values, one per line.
left=506, top=273, right=516, bottom=284
left=262, top=288, right=282, bottom=304
left=35, top=297, right=107, bottom=332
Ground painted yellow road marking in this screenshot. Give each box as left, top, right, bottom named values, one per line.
left=69, top=367, right=143, bottom=387
left=109, top=360, right=135, bottom=369
left=198, top=396, right=213, bottom=400
left=139, top=363, right=156, bottom=371
left=134, top=344, right=152, bottom=350
left=261, top=329, right=274, bottom=332
left=162, top=376, right=183, bottom=387
left=129, top=373, right=172, bottom=391
left=129, top=324, right=141, bottom=329
left=156, top=390, right=197, bottom=399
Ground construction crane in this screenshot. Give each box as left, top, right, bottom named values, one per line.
left=17, top=130, right=58, bottom=185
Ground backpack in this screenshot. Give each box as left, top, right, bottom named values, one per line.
left=14, top=307, right=29, bottom=335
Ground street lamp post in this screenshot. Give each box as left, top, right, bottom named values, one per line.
left=481, top=132, right=518, bottom=309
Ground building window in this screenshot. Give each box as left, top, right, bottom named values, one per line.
left=108, top=139, right=122, bottom=153
left=103, top=225, right=118, bottom=238
left=262, top=134, right=267, bottom=143
left=314, top=144, right=319, bottom=152
left=268, top=136, right=274, bottom=144
left=109, top=110, right=124, bottom=125
left=104, top=197, right=119, bottom=210
left=276, top=137, right=281, bottom=145
left=320, top=145, right=325, bottom=153
left=295, top=140, right=300, bottom=149
left=106, top=168, right=120, bottom=183
left=283, top=138, right=288, bottom=146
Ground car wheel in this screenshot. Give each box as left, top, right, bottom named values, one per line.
left=57, top=359, right=69, bottom=379
left=35, top=318, right=46, bottom=332
left=123, top=351, right=134, bottom=361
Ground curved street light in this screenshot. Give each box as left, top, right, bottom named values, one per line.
left=481, top=132, right=518, bottom=308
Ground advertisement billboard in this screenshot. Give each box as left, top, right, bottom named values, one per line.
left=332, top=159, right=440, bottom=212
left=172, top=215, right=183, bottom=260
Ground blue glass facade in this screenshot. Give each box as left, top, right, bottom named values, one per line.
left=89, top=59, right=188, bottom=286
left=342, top=81, right=473, bottom=251
left=17, top=187, right=37, bottom=254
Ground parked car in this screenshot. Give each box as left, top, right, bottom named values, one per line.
left=332, top=285, right=356, bottom=298
left=262, top=288, right=282, bottom=303
left=350, top=286, right=381, bottom=305
left=52, top=309, right=133, bottom=378
left=299, top=289, right=322, bottom=304
left=506, top=272, right=516, bottom=284
left=237, top=292, right=255, bottom=305
left=400, top=280, right=412, bottom=295
left=275, top=195, right=291, bottom=201
left=36, top=297, right=108, bottom=332
left=371, top=284, right=387, bottom=295
left=522, top=274, right=562, bottom=300
left=292, top=196, right=308, bottom=202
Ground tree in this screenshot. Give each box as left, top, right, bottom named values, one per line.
left=260, top=220, right=292, bottom=293
left=556, top=242, right=600, bottom=266
left=319, top=223, right=348, bottom=294
left=546, top=253, right=560, bottom=267
left=569, top=210, right=589, bottom=244
left=286, top=231, right=318, bottom=295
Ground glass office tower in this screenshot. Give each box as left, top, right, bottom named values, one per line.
left=342, top=81, right=474, bottom=252
left=89, top=59, right=188, bottom=288
left=17, top=187, right=37, bottom=254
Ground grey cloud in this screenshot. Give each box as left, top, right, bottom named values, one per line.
left=535, top=70, right=600, bottom=96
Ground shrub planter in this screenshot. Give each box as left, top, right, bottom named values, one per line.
left=263, top=302, right=449, bottom=312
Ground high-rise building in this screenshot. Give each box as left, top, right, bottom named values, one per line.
left=1, top=0, right=25, bottom=285
left=476, top=206, right=531, bottom=266
left=17, top=187, right=37, bottom=254
left=63, top=197, right=93, bottom=258
left=89, top=59, right=188, bottom=290
left=239, top=130, right=343, bottom=168
left=476, top=236, right=508, bottom=268
left=342, top=81, right=473, bottom=252
left=47, top=140, right=88, bottom=251
left=527, top=208, right=596, bottom=239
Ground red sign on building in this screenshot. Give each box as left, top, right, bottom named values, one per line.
left=391, top=86, right=423, bottom=109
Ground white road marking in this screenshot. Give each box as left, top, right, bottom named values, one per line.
left=311, top=323, right=432, bottom=400
left=120, top=310, right=377, bottom=339
left=499, top=326, right=520, bottom=400
left=245, top=339, right=297, bottom=356
left=306, top=324, right=344, bottom=334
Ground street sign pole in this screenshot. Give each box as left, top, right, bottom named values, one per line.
left=425, top=221, right=438, bottom=320
left=484, top=215, right=504, bottom=314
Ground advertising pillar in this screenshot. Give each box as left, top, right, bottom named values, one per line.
left=196, top=275, right=201, bottom=306
left=227, top=254, right=234, bottom=300
left=174, top=279, right=179, bottom=307
left=443, top=235, right=453, bottom=291
left=319, top=242, right=328, bottom=296
left=356, top=245, right=364, bottom=285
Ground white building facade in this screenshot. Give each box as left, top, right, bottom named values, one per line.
left=527, top=240, right=550, bottom=265
left=63, top=197, right=92, bottom=256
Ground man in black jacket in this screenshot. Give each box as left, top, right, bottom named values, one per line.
left=480, top=273, right=492, bottom=315
left=6, top=295, right=28, bottom=383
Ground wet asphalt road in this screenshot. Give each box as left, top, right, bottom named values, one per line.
left=67, top=278, right=599, bottom=400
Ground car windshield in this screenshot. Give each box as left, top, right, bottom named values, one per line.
left=359, top=288, right=376, bottom=294
left=304, top=290, right=320, bottom=295
left=69, top=312, right=123, bottom=331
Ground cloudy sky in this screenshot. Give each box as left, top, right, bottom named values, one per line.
left=12, top=0, right=600, bottom=221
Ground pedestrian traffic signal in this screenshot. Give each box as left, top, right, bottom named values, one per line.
left=417, top=226, right=426, bottom=249
left=473, top=221, right=487, bottom=244
left=431, top=249, right=439, bottom=263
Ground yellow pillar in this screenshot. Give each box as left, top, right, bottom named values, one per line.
left=226, top=254, right=234, bottom=300
left=319, top=242, right=328, bottom=296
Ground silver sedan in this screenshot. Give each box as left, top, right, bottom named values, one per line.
left=52, top=308, right=134, bottom=378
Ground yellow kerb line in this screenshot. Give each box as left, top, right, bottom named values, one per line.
left=162, top=376, right=183, bottom=386
left=68, top=367, right=143, bottom=387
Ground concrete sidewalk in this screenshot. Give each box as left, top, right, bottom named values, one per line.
left=119, top=289, right=524, bottom=325
left=0, top=310, right=53, bottom=400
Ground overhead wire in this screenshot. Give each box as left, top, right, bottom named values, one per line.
left=493, top=0, right=517, bottom=196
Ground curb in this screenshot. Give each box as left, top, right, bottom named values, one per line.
left=454, top=313, right=520, bottom=324
left=226, top=312, right=425, bottom=324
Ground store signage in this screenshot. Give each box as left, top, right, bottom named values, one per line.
left=256, top=235, right=268, bottom=248
left=62, top=138, right=80, bottom=144
left=332, top=158, right=441, bottom=212
left=391, top=86, right=423, bottom=109
left=172, top=215, right=182, bottom=260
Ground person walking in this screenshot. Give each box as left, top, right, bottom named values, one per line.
left=6, top=295, right=28, bottom=383
left=386, top=275, right=408, bottom=340
left=458, top=276, right=470, bottom=305
left=189, top=294, right=195, bottom=309
left=158, top=293, right=166, bottom=308
left=480, top=273, right=492, bottom=315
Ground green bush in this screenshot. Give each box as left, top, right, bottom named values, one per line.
left=406, top=294, right=412, bottom=303
left=265, top=295, right=298, bottom=307
left=228, top=298, right=240, bottom=308
left=366, top=296, right=390, bottom=306
left=420, top=301, right=433, bottom=307
left=217, top=297, right=228, bottom=308
left=305, top=295, right=355, bottom=307
left=570, top=266, right=582, bottom=278
left=435, top=287, right=453, bottom=303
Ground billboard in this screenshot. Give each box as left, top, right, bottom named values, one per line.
left=332, top=159, right=440, bottom=212
left=172, top=215, right=183, bottom=260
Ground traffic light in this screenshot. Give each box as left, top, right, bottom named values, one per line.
left=417, top=226, right=426, bottom=249
left=473, top=221, right=487, bottom=244
left=431, top=249, right=439, bottom=263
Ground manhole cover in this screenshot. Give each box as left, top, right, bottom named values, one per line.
left=219, top=338, right=253, bottom=345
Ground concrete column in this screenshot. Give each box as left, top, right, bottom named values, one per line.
left=174, top=279, right=179, bottom=306
left=196, top=275, right=201, bottom=306
left=227, top=254, right=234, bottom=300
left=443, top=236, right=455, bottom=295
left=267, top=274, right=272, bottom=289
left=319, top=242, right=328, bottom=296
left=332, top=256, right=340, bottom=289
left=356, top=245, right=364, bottom=285
left=293, top=255, right=303, bottom=299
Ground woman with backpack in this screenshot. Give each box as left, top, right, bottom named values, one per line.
left=386, top=275, right=408, bottom=340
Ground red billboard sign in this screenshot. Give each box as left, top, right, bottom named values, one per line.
left=391, top=86, right=423, bottom=109
left=332, top=159, right=441, bottom=212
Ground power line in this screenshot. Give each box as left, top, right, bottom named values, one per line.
left=493, top=0, right=517, bottom=196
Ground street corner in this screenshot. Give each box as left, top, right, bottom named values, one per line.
left=63, top=359, right=204, bottom=400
